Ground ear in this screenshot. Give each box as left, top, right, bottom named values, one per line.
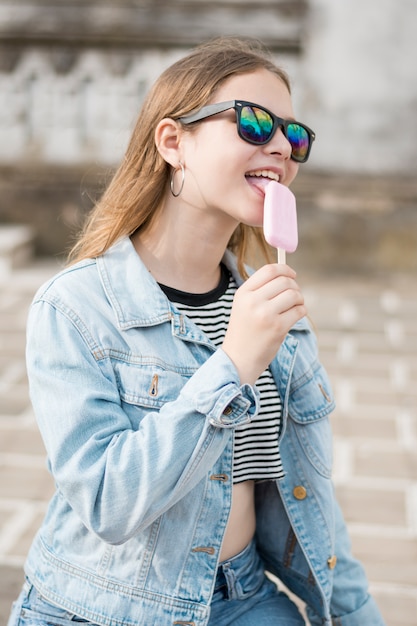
left=155, top=118, right=183, bottom=167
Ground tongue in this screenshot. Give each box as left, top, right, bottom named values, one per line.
left=246, top=176, right=274, bottom=193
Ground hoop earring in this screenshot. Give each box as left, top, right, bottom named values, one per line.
left=170, top=162, right=185, bottom=197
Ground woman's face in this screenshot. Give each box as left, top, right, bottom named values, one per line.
left=180, top=68, right=300, bottom=230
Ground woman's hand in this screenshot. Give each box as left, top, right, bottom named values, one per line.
left=222, top=264, right=307, bottom=385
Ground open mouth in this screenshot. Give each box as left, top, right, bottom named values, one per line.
left=245, top=169, right=280, bottom=192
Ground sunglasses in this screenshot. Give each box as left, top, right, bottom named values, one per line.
left=179, top=100, right=315, bottom=163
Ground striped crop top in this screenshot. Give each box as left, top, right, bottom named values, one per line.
left=159, top=264, right=284, bottom=484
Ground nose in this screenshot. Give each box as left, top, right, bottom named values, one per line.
left=264, top=126, right=292, bottom=160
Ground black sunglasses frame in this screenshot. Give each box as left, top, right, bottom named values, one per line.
left=178, top=100, right=316, bottom=163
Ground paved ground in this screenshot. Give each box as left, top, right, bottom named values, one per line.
left=0, top=254, right=416, bottom=626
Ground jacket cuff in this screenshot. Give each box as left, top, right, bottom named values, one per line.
left=181, top=348, right=260, bottom=428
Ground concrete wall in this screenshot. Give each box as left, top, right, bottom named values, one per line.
left=300, top=0, right=417, bottom=175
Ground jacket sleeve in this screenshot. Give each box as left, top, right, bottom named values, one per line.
left=26, top=298, right=259, bottom=545
left=307, top=498, right=387, bottom=626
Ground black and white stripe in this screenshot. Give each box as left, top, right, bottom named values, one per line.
left=159, top=265, right=284, bottom=483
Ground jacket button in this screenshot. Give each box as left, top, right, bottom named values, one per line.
left=223, top=405, right=233, bottom=416
left=293, top=485, right=307, bottom=500
left=327, top=555, right=337, bottom=569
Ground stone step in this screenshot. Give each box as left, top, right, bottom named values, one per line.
left=0, top=225, right=34, bottom=277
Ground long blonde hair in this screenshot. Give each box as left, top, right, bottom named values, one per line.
left=68, top=37, right=291, bottom=276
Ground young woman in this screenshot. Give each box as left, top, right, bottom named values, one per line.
left=8, top=37, right=386, bottom=626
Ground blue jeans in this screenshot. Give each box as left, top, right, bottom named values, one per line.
left=8, top=541, right=305, bottom=626
left=208, top=539, right=305, bottom=625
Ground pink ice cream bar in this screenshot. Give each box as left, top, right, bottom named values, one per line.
left=263, top=181, right=298, bottom=263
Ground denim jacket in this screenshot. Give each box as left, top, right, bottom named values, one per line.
left=24, top=237, right=385, bottom=626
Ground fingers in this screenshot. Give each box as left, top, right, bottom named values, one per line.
left=238, top=264, right=304, bottom=313
left=244, top=263, right=296, bottom=291
left=262, top=275, right=302, bottom=309
left=270, top=284, right=305, bottom=316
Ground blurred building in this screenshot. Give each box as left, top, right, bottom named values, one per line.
left=0, top=0, right=416, bottom=272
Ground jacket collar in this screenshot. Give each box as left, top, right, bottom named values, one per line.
left=96, top=236, right=309, bottom=332
left=96, top=236, right=172, bottom=329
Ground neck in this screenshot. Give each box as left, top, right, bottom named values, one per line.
left=132, top=201, right=237, bottom=293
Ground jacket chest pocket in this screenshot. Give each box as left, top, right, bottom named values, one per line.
left=112, top=360, right=191, bottom=415
left=287, top=364, right=335, bottom=478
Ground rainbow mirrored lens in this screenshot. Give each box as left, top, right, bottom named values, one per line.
left=287, top=123, right=309, bottom=161
left=239, top=105, right=310, bottom=162
left=240, top=106, right=274, bottom=143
